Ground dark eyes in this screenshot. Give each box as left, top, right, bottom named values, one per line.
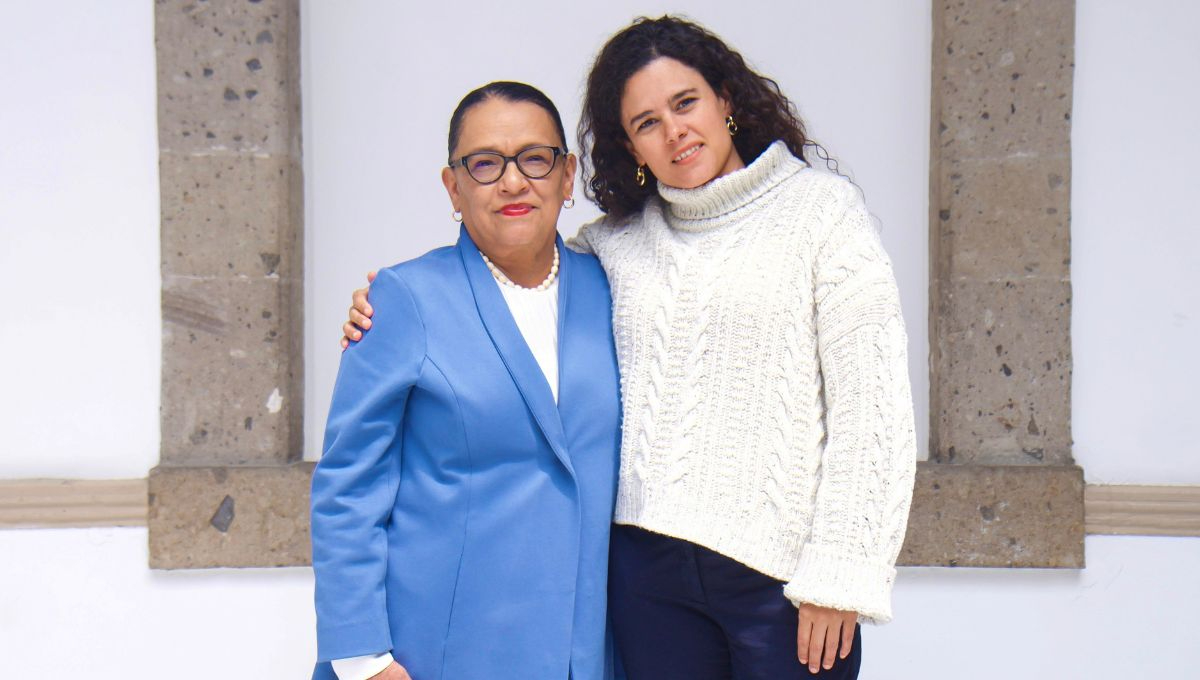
left=634, top=97, right=699, bottom=132
left=521, top=150, right=552, bottom=167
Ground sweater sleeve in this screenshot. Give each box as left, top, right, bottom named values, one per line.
left=311, top=267, right=427, bottom=660
left=564, top=217, right=610, bottom=255
left=782, top=181, right=917, bottom=624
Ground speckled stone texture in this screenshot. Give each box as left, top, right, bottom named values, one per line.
left=161, top=277, right=302, bottom=463
left=930, top=0, right=1075, bottom=465
left=157, top=0, right=303, bottom=466
left=900, top=462, right=1084, bottom=567
left=914, top=0, right=1084, bottom=567
left=148, top=464, right=313, bottom=568
left=151, top=0, right=304, bottom=568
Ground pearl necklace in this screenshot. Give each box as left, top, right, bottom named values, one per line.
left=480, top=246, right=559, bottom=291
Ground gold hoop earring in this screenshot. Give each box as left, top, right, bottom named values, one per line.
left=636, top=165, right=646, bottom=187
left=452, top=209, right=462, bottom=222
left=726, top=115, right=738, bottom=136
left=563, top=197, right=575, bottom=209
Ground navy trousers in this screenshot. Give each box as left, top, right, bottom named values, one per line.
left=609, top=524, right=861, bottom=680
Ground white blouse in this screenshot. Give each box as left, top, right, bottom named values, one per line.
left=495, top=276, right=559, bottom=402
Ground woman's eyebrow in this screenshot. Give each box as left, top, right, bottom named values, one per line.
left=455, top=141, right=556, bottom=157
left=628, top=88, right=701, bottom=127
left=628, top=109, right=654, bottom=128
left=669, top=88, right=699, bottom=103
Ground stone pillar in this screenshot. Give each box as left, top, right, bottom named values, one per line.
left=901, top=0, right=1084, bottom=567
left=148, top=0, right=310, bottom=568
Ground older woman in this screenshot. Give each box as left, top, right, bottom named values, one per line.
left=311, top=82, right=622, bottom=680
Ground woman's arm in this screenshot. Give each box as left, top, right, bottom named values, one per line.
left=783, top=181, right=918, bottom=624
left=312, top=267, right=427, bottom=664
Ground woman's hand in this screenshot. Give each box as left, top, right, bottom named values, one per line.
left=370, top=661, right=412, bottom=680
left=797, top=602, right=857, bottom=674
left=340, top=271, right=377, bottom=349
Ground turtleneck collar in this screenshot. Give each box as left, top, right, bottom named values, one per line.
left=655, top=140, right=805, bottom=230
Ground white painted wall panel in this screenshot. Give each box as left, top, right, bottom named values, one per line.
left=0, top=528, right=315, bottom=678
left=873, top=535, right=1200, bottom=679
left=0, top=2, right=160, bottom=479
left=1072, top=0, right=1200, bottom=484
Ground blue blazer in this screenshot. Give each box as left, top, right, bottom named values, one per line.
left=311, top=227, right=622, bottom=680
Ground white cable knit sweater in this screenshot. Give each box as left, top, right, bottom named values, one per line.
left=569, top=141, right=916, bottom=623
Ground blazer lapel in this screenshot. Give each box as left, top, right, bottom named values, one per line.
left=458, top=226, right=574, bottom=477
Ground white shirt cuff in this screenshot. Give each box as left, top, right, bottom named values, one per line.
left=331, top=652, right=394, bottom=680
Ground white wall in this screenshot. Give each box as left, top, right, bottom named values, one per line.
left=873, top=536, right=1200, bottom=679
left=0, top=5, right=317, bottom=679
left=301, top=0, right=932, bottom=463
left=1, top=2, right=1198, bottom=679
left=0, top=528, right=316, bottom=678
left=0, top=2, right=160, bottom=479
left=1071, top=0, right=1200, bottom=485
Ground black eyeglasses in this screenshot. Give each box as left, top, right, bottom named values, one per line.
left=448, top=145, right=568, bottom=184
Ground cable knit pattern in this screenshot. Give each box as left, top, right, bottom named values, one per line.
left=569, top=141, right=917, bottom=623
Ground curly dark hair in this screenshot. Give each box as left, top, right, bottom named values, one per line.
left=580, top=15, right=815, bottom=219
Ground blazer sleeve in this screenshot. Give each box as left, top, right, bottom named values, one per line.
left=311, top=267, right=427, bottom=661
left=783, top=181, right=917, bottom=624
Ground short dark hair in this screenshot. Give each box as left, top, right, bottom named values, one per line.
left=447, top=81, right=568, bottom=159
left=580, top=16, right=814, bottom=219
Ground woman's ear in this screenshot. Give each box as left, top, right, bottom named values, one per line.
left=719, top=87, right=734, bottom=119
left=441, top=166, right=460, bottom=211
left=622, top=139, right=645, bottom=168
left=562, top=153, right=578, bottom=198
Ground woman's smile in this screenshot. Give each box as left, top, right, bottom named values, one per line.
left=673, top=142, right=704, bottom=164
left=500, top=203, right=534, bottom=216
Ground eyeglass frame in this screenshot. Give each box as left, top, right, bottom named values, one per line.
left=448, top=145, right=569, bottom=185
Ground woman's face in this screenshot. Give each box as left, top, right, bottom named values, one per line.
left=620, top=57, right=745, bottom=189
left=442, top=98, right=575, bottom=259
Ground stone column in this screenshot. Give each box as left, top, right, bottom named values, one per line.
left=900, top=0, right=1084, bottom=567
left=148, top=0, right=310, bottom=568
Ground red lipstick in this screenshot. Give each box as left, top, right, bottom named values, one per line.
left=500, top=203, right=533, bottom=217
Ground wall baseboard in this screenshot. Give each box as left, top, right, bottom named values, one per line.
left=2, top=478, right=1197, bottom=538
left=0, top=478, right=147, bottom=528
left=1084, top=484, right=1200, bottom=537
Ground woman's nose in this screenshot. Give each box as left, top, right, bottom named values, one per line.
left=498, top=158, right=530, bottom=192
left=664, top=115, right=687, bottom=144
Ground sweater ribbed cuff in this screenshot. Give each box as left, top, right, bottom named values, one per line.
left=783, top=543, right=896, bottom=624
